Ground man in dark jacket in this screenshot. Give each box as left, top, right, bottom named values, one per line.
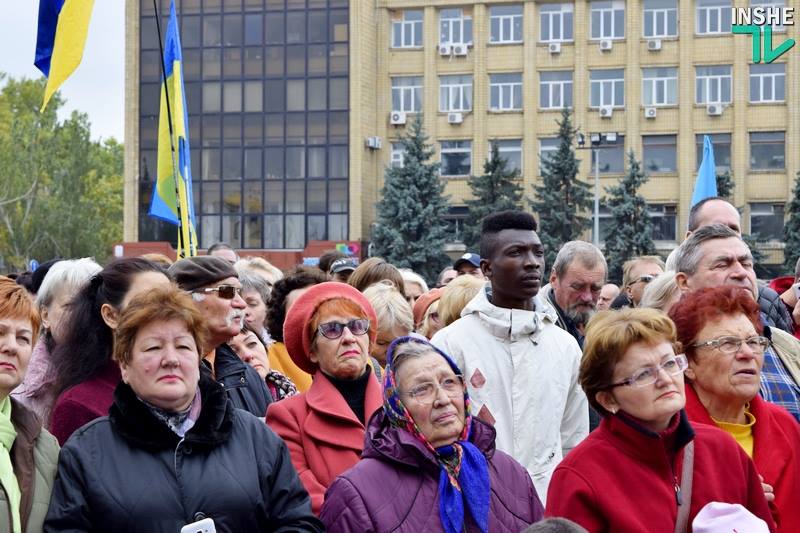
left=169, top=256, right=271, bottom=416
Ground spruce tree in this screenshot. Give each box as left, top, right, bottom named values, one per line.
left=371, top=115, right=451, bottom=284
left=783, top=170, right=800, bottom=272
left=716, top=170, right=734, bottom=200
left=602, top=151, right=657, bottom=284
left=529, top=108, right=591, bottom=270
left=462, top=141, right=524, bottom=250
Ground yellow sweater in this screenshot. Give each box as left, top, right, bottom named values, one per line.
left=713, top=408, right=756, bottom=458
left=268, top=342, right=313, bottom=393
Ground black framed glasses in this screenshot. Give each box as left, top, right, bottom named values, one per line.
left=691, top=335, right=770, bottom=355
left=401, top=375, right=464, bottom=405
left=608, top=354, right=688, bottom=389
left=196, top=285, right=243, bottom=300
left=317, top=318, right=370, bottom=340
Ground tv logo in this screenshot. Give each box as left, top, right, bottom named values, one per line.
left=732, top=6, right=795, bottom=63
left=335, top=242, right=360, bottom=256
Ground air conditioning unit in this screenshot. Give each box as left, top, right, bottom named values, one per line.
left=599, top=106, right=614, bottom=118
left=389, top=111, right=407, bottom=125
left=439, top=44, right=452, bottom=56
left=706, top=104, right=723, bottom=116
left=452, top=43, right=468, bottom=56
left=548, top=42, right=562, bottom=54
left=599, top=39, right=613, bottom=51
left=365, top=136, right=382, bottom=149
left=447, top=112, right=464, bottom=124
left=647, top=39, right=662, bottom=51
left=644, top=107, right=657, bottom=119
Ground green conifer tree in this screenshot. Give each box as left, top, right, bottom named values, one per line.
left=783, top=171, right=800, bottom=272
left=529, top=108, right=591, bottom=270
left=716, top=170, right=734, bottom=200
left=462, top=141, right=524, bottom=250
left=371, top=115, right=451, bottom=283
left=602, top=151, right=657, bottom=284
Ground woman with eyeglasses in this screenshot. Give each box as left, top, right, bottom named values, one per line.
left=320, top=336, right=543, bottom=532
left=670, top=286, right=800, bottom=532
left=545, top=308, right=774, bottom=532
left=266, top=282, right=383, bottom=514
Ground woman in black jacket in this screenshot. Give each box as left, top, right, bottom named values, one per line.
left=44, top=286, right=322, bottom=533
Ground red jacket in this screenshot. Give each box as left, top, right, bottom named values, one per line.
left=684, top=386, right=800, bottom=532
left=266, top=369, right=383, bottom=514
left=545, top=411, right=775, bottom=532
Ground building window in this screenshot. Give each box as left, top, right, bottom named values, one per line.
left=695, top=65, right=732, bottom=104
left=443, top=206, right=469, bottom=242
left=750, top=203, right=784, bottom=240
left=391, top=76, right=422, bottom=112
left=750, top=131, right=785, bottom=170
left=696, top=0, right=732, bottom=35
left=590, top=69, right=625, bottom=108
left=489, top=139, right=522, bottom=173
left=591, top=135, right=625, bottom=174
left=539, top=137, right=559, bottom=173
left=490, top=5, right=523, bottom=44
left=650, top=204, right=678, bottom=241
left=751, top=0, right=787, bottom=31
left=750, top=63, right=785, bottom=103
left=441, top=140, right=472, bottom=176
left=392, top=10, right=423, bottom=48
left=490, top=73, right=522, bottom=111
left=597, top=206, right=613, bottom=243
left=590, top=0, right=625, bottom=40
left=643, top=135, right=677, bottom=173
left=539, top=3, right=574, bottom=42
left=643, top=0, right=678, bottom=38
left=540, top=71, right=573, bottom=109
left=440, top=8, right=473, bottom=46
left=391, top=142, right=405, bottom=168
left=696, top=133, right=732, bottom=171
left=642, top=67, right=677, bottom=106
left=440, top=75, right=473, bottom=112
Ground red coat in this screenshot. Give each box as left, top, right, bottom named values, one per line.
left=684, top=386, right=800, bottom=532
left=545, top=411, right=775, bottom=532
left=266, top=369, right=383, bottom=514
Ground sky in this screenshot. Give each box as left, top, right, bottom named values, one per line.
left=1, top=2, right=125, bottom=141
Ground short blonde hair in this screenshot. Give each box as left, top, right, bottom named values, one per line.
left=438, top=275, right=485, bottom=327
left=235, top=256, right=284, bottom=285
left=418, top=300, right=440, bottom=339
left=639, top=271, right=680, bottom=312
left=363, top=281, right=413, bottom=336
left=581, top=308, right=677, bottom=416
left=622, top=256, right=665, bottom=288
left=400, top=269, right=429, bottom=294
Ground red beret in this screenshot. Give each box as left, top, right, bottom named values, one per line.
left=412, top=287, right=443, bottom=329
left=283, top=282, right=378, bottom=374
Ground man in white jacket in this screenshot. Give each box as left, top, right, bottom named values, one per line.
left=432, top=211, right=589, bottom=503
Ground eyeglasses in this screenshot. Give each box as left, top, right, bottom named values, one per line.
left=196, top=285, right=243, bottom=299
left=630, top=275, right=656, bottom=286
left=317, top=318, right=370, bottom=340
left=691, top=335, right=770, bottom=355
left=608, top=354, right=688, bottom=389
left=401, top=375, right=464, bottom=405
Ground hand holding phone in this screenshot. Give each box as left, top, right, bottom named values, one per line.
left=180, top=517, right=216, bottom=533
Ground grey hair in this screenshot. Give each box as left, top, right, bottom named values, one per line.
left=552, top=241, right=607, bottom=280
left=36, top=258, right=102, bottom=309
left=521, top=518, right=589, bottom=533
left=400, top=268, right=429, bottom=293
left=390, top=339, right=440, bottom=376
left=362, top=281, right=414, bottom=335
left=673, top=223, right=744, bottom=275
left=236, top=266, right=271, bottom=305
left=190, top=292, right=206, bottom=302
left=639, top=271, right=680, bottom=311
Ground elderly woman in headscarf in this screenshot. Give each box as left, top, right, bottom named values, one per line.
left=321, top=336, right=543, bottom=532
left=266, top=282, right=383, bottom=514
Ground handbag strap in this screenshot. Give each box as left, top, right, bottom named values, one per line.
left=674, top=441, right=695, bottom=533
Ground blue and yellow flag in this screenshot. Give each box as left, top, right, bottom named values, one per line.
left=150, top=0, right=197, bottom=258
left=34, top=0, right=95, bottom=111
left=691, top=135, right=718, bottom=207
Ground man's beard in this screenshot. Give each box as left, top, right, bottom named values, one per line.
left=565, top=305, right=595, bottom=326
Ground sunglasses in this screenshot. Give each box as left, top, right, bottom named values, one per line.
left=630, top=275, right=655, bottom=286
left=317, top=318, right=370, bottom=340
left=196, top=284, right=243, bottom=299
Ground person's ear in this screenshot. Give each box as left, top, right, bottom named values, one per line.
left=480, top=259, right=491, bottom=280
left=119, top=361, right=129, bottom=384
left=40, top=306, right=52, bottom=331
left=674, top=272, right=691, bottom=293
left=595, top=390, right=619, bottom=414
left=100, top=303, right=120, bottom=330
left=549, top=271, right=557, bottom=286
left=625, top=284, right=634, bottom=298
left=684, top=360, right=697, bottom=381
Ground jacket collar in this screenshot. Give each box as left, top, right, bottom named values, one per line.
left=109, top=372, right=233, bottom=452
left=303, top=369, right=383, bottom=450
left=461, top=284, right=557, bottom=340
left=213, top=343, right=247, bottom=380
left=601, top=409, right=695, bottom=466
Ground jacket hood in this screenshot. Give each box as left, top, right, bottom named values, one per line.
left=460, top=283, right=558, bottom=339
left=361, top=408, right=497, bottom=472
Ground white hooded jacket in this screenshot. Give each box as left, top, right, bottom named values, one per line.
left=431, top=284, right=588, bottom=503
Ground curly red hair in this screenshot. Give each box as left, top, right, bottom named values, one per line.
left=668, top=286, right=762, bottom=361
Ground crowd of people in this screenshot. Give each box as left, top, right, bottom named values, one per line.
left=0, top=196, right=798, bottom=532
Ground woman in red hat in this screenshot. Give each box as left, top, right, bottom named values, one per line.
left=266, top=282, right=383, bottom=514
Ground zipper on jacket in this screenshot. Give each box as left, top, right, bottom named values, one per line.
left=174, top=437, right=185, bottom=475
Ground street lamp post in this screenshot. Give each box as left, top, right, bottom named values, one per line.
left=577, top=132, right=609, bottom=247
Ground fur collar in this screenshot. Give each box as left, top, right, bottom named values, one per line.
left=109, top=372, right=233, bottom=452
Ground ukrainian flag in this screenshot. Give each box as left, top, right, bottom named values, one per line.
left=34, top=0, right=95, bottom=111
left=150, top=0, right=197, bottom=258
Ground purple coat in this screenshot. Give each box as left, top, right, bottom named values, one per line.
left=320, top=409, right=543, bottom=532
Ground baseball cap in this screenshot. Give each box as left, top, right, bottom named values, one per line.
left=330, top=258, right=358, bottom=274
left=453, top=252, right=481, bottom=270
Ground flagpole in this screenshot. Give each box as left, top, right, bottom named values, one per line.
left=152, top=0, right=191, bottom=258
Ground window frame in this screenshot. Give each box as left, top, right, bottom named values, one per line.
left=649, top=204, right=678, bottom=241
left=540, top=70, right=574, bottom=110
left=391, top=142, right=405, bottom=168
left=643, top=0, right=678, bottom=38
left=489, top=139, right=523, bottom=174
left=539, top=3, right=574, bottom=43
left=695, top=65, right=732, bottom=105
left=490, top=5, right=523, bottom=44
left=440, top=8, right=473, bottom=46
left=695, top=133, right=732, bottom=172
left=696, top=0, right=732, bottom=35
left=439, top=75, right=473, bottom=113
left=749, top=63, right=786, bottom=103
left=642, top=67, right=678, bottom=106
left=391, top=10, right=423, bottom=49
left=590, top=69, right=625, bottom=108
left=489, top=73, right=523, bottom=111
left=539, top=137, right=559, bottom=174
left=642, top=134, right=678, bottom=174
left=440, top=140, right=473, bottom=177
left=591, top=135, right=626, bottom=174
left=391, top=76, right=423, bottom=113
left=590, top=0, right=625, bottom=40
left=749, top=202, right=785, bottom=241
left=749, top=131, right=785, bottom=171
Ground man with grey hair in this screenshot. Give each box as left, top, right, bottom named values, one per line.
left=540, top=241, right=607, bottom=348
left=169, top=256, right=271, bottom=416
left=674, top=223, right=800, bottom=421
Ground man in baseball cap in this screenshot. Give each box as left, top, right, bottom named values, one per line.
left=453, top=252, right=485, bottom=280
left=329, top=258, right=358, bottom=283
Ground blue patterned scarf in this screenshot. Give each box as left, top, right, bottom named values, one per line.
left=384, top=336, right=490, bottom=533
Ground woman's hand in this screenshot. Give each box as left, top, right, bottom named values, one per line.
left=759, top=475, right=775, bottom=503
